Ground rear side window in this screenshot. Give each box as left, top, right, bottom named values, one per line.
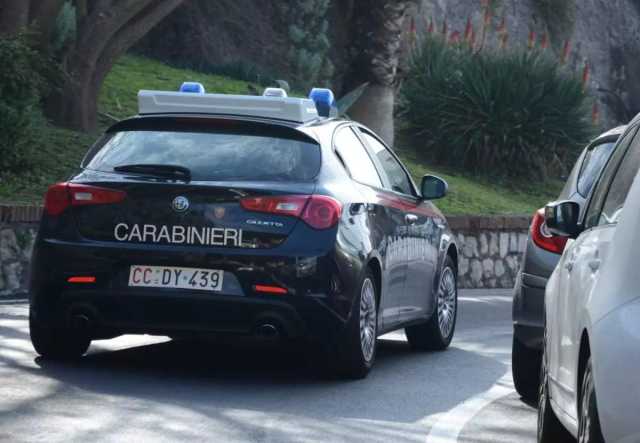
left=83, top=129, right=321, bottom=182
left=333, top=127, right=382, bottom=188
left=360, top=131, right=414, bottom=196
left=577, top=141, right=616, bottom=197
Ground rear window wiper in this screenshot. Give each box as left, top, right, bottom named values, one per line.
left=113, top=164, right=191, bottom=182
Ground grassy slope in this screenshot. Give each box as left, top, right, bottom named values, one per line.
left=0, top=55, right=561, bottom=214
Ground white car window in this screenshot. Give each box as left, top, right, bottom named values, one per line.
left=598, top=138, right=640, bottom=225
left=584, top=126, right=638, bottom=228
left=577, top=141, right=616, bottom=197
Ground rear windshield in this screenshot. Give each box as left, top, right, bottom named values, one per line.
left=83, top=129, right=321, bottom=182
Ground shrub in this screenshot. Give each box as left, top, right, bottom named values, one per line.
left=0, top=32, right=51, bottom=174
left=400, top=35, right=594, bottom=179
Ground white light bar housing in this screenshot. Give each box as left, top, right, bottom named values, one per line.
left=138, top=90, right=319, bottom=123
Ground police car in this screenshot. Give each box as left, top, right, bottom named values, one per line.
left=29, top=83, right=459, bottom=378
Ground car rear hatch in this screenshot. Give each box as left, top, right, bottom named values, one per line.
left=67, top=117, right=322, bottom=249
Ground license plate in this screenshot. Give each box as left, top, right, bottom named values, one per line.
left=128, top=265, right=224, bottom=292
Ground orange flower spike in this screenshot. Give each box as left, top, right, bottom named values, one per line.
left=582, top=62, right=591, bottom=91
left=450, top=31, right=461, bottom=44
left=541, top=32, right=549, bottom=50
left=528, top=30, right=536, bottom=49
left=427, top=18, right=434, bottom=34
left=409, top=17, right=417, bottom=46
left=592, top=102, right=600, bottom=125
left=483, top=7, right=492, bottom=26
left=470, top=28, right=477, bottom=47
left=464, top=17, right=473, bottom=42
left=500, top=32, right=509, bottom=50
left=497, top=16, right=506, bottom=34
left=561, top=40, right=571, bottom=64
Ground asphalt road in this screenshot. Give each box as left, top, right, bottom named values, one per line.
left=0, top=290, right=537, bottom=443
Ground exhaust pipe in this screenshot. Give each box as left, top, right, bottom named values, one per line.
left=255, top=323, right=279, bottom=340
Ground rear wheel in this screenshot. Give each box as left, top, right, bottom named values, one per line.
left=578, top=358, right=605, bottom=443
left=512, top=336, right=542, bottom=402
left=405, top=257, right=457, bottom=351
left=29, top=308, right=91, bottom=360
left=336, top=270, right=378, bottom=379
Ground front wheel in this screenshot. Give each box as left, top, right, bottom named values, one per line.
left=537, top=333, right=573, bottom=442
left=406, top=256, right=457, bottom=351
left=578, top=358, right=605, bottom=443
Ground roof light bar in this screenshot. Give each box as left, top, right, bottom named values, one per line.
left=138, top=89, right=320, bottom=123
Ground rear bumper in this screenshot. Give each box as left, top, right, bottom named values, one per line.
left=33, top=289, right=343, bottom=343
left=29, top=237, right=359, bottom=344
left=512, top=271, right=547, bottom=349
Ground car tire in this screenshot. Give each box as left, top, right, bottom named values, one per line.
left=512, top=336, right=542, bottom=402
left=405, top=256, right=457, bottom=351
left=29, top=308, right=91, bottom=360
left=336, top=269, right=378, bottom=379
left=578, top=358, right=605, bottom=443
left=538, top=336, right=573, bottom=443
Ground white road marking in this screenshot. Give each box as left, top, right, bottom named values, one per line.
left=425, top=372, right=514, bottom=443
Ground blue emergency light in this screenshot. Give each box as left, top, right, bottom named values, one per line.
left=179, top=82, right=206, bottom=94
left=309, top=88, right=335, bottom=117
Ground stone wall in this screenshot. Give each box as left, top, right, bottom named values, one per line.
left=448, top=216, right=530, bottom=289
left=0, top=205, right=41, bottom=297
left=0, top=205, right=532, bottom=296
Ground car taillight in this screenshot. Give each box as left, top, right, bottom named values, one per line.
left=240, top=194, right=342, bottom=229
left=44, top=183, right=126, bottom=216
left=530, top=208, right=567, bottom=254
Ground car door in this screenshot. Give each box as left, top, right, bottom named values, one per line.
left=549, top=124, right=640, bottom=416
left=357, top=128, right=439, bottom=322
left=332, top=125, right=407, bottom=330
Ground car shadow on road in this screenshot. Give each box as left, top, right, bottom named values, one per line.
left=1, top=301, right=512, bottom=443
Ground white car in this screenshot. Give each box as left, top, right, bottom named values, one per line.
left=538, top=120, right=640, bottom=443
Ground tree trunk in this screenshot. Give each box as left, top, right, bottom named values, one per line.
left=341, top=0, right=415, bottom=145
left=47, top=0, right=184, bottom=132
left=0, top=0, right=30, bottom=35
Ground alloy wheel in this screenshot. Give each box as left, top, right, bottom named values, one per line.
left=437, top=267, right=457, bottom=338
left=359, top=278, right=377, bottom=362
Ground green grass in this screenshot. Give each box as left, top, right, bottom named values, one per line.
left=0, top=54, right=562, bottom=214
left=99, top=55, right=258, bottom=122
left=397, top=148, right=562, bottom=215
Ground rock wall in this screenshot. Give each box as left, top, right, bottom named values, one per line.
left=0, top=206, right=40, bottom=297
left=0, top=206, right=531, bottom=297
left=448, top=216, right=530, bottom=289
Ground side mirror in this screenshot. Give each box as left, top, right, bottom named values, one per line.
left=421, top=175, right=448, bottom=200
left=544, top=200, right=581, bottom=238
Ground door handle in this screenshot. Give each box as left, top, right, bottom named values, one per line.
left=405, top=214, right=418, bottom=225
left=588, top=259, right=601, bottom=272
left=564, top=261, right=574, bottom=272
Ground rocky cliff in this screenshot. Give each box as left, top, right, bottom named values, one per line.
left=417, top=0, right=640, bottom=128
